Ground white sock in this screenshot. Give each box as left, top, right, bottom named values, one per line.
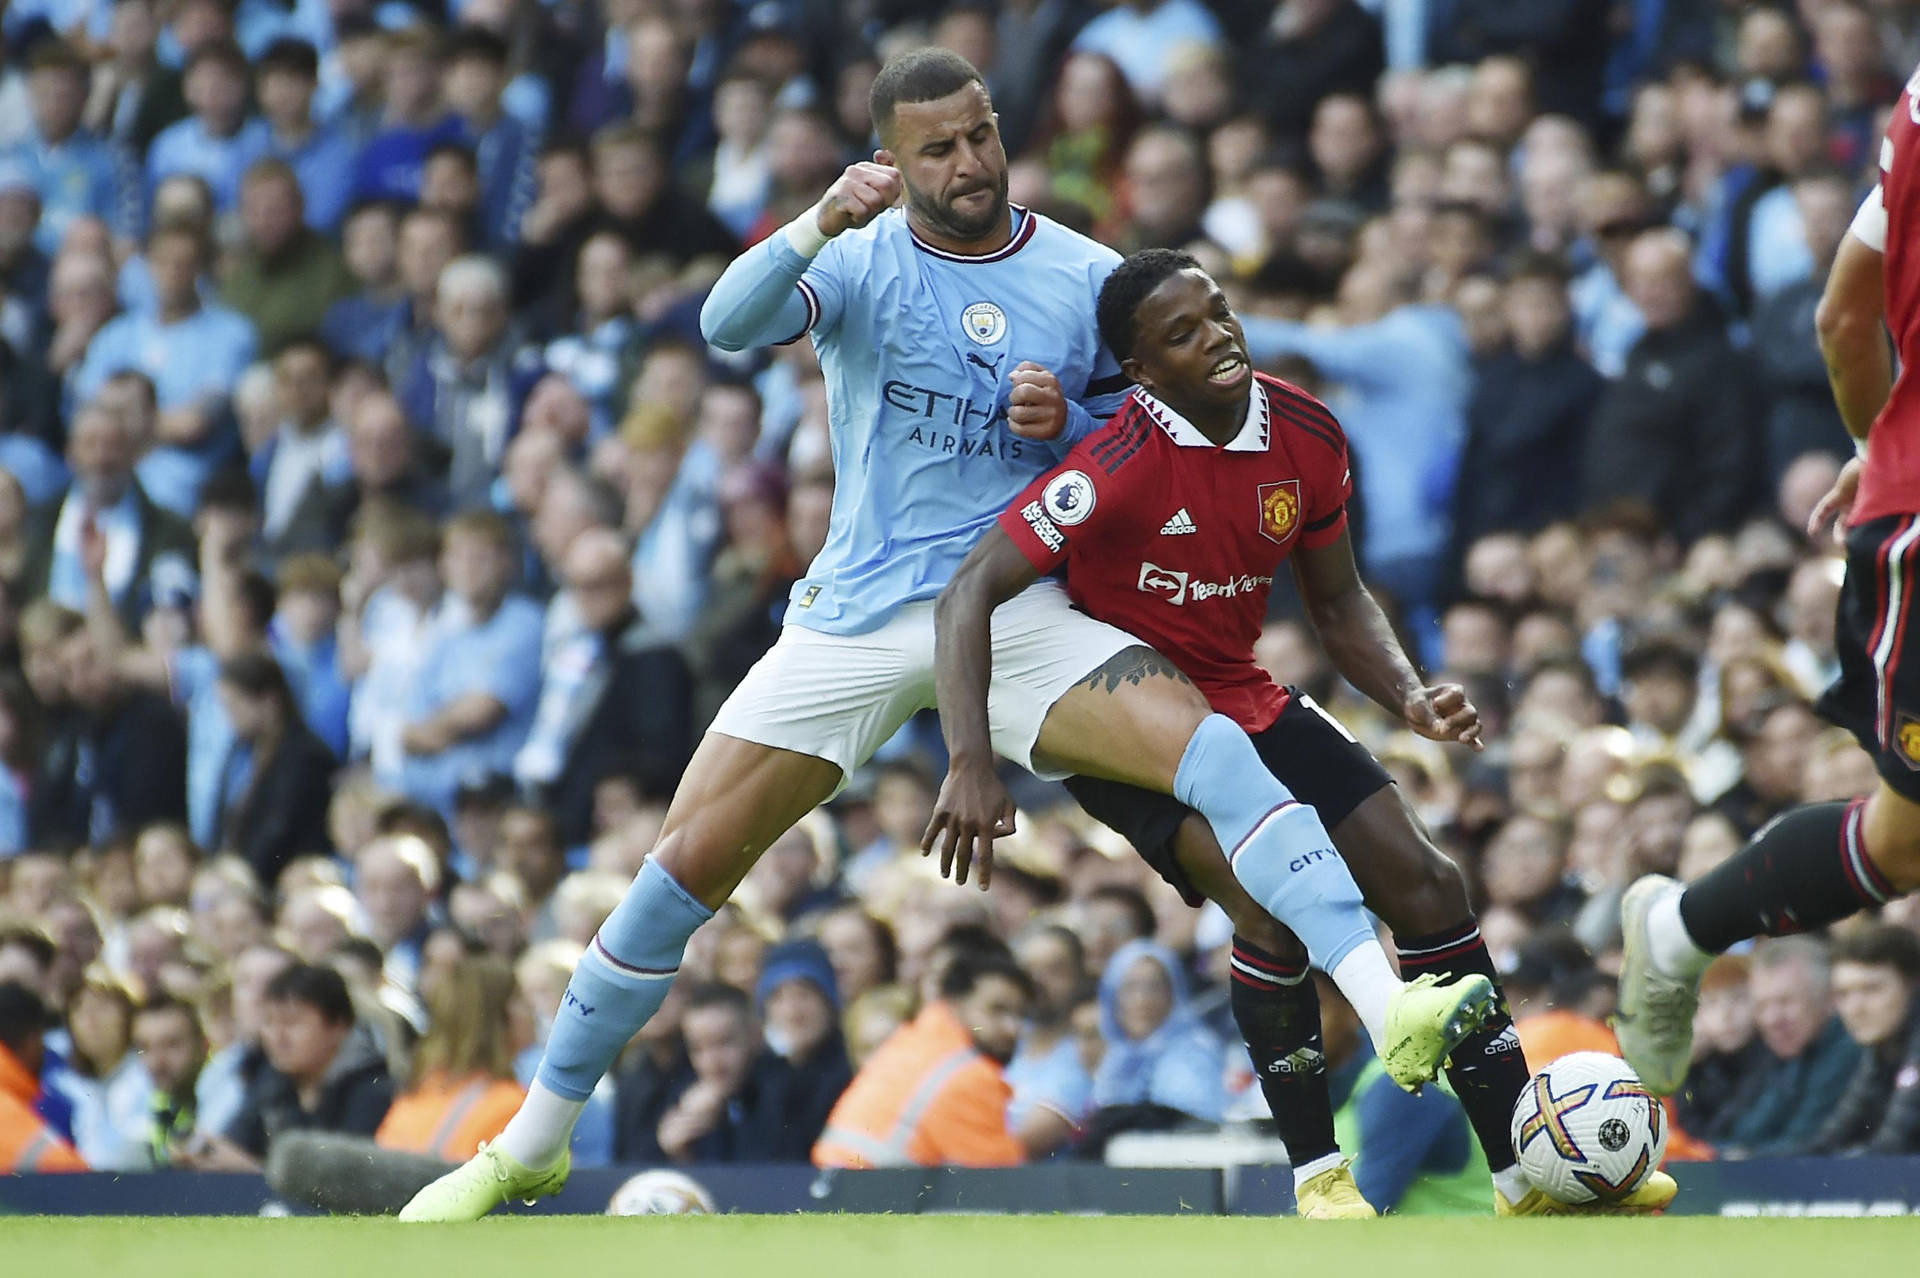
left=1492, top=1165, right=1532, bottom=1203
left=1293, top=1151, right=1347, bottom=1192
left=493, top=1080, right=585, bottom=1169
left=1647, top=891, right=1712, bottom=980
left=1331, top=943, right=1402, bottom=1049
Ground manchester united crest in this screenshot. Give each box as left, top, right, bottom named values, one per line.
left=1898, top=715, right=1920, bottom=770
left=1257, top=480, right=1301, bottom=545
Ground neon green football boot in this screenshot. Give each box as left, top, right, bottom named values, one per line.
left=397, top=1143, right=570, bottom=1222
left=1379, top=972, right=1498, bottom=1093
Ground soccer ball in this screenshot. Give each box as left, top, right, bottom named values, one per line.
left=606, top=1169, right=718, bottom=1216
left=1509, top=1051, right=1667, bottom=1205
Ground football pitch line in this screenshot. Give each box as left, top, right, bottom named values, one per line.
left=2, top=1214, right=1916, bottom=1278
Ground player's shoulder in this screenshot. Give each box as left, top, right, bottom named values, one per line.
left=1065, top=391, right=1156, bottom=482
left=1257, top=372, right=1346, bottom=451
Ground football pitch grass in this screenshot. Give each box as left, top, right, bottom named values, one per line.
left=3, top=1214, right=1914, bottom=1278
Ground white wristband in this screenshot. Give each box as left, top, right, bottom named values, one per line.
left=784, top=205, right=831, bottom=258
left=1856, top=436, right=1871, bottom=461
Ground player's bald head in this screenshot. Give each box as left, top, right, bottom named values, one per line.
left=869, top=47, right=985, bottom=146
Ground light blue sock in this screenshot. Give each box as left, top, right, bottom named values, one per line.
left=1173, top=713, right=1375, bottom=972
left=534, top=857, right=713, bottom=1101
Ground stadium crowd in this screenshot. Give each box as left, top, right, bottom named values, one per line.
left=7, top=0, right=1920, bottom=1194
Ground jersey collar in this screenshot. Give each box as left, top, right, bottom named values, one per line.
left=1134, top=382, right=1269, bottom=452
left=908, top=205, right=1036, bottom=263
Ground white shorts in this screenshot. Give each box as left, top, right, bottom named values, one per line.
left=708, top=581, right=1142, bottom=791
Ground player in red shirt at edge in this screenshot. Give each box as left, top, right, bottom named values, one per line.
left=925, top=248, right=1676, bottom=1216
left=1614, top=68, right=1920, bottom=1102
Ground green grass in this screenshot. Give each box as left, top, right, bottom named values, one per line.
left=3, top=1215, right=1918, bottom=1278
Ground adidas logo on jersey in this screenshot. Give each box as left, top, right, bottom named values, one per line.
left=1159, top=508, right=1197, bottom=535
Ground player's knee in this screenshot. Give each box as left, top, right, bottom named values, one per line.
left=1231, top=908, right=1303, bottom=963
left=1390, top=843, right=1472, bottom=934
left=646, top=829, right=736, bottom=909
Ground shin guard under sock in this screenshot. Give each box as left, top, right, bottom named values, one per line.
left=1229, top=936, right=1337, bottom=1165
left=1395, top=921, right=1528, bottom=1172
left=1679, top=800, right=1894, bottom=953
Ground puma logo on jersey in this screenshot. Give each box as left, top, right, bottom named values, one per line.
left=1159, top=508, right=1197, bottom=535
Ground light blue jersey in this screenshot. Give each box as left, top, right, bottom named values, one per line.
left=701, top=206, right=1128, bottom=635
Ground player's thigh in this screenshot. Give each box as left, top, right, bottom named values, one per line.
left=682, top=618, right=930, bottom=904
left=1862, top=780, right=1920, bottom=893
left=988, top=583, right=1210, bottom=790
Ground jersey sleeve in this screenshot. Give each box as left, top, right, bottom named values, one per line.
left=996, top=435, right=1121, bottom=573
left=1278, top=384, right=1353, bottom=549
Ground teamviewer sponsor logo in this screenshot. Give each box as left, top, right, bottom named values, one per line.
left=1137, top=561, right=1272, bottom=606
left=1137, top=561, right=1190, bottom=604
left=1021, top=501, right=1064, bottom=552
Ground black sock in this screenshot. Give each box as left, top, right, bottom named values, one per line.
left=1679, top=800, right=1894, bottom=953
left=1228, top=936, right=1337, bottom=1166
left=1394, top=921, right=1528, bottom=1174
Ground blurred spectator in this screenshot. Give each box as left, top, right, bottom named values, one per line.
left=354, top=29, right=463, bottom=206
left=1238, top=0, right=1382, bottom=140
left=815, top=946, right=1031, bottom=1169
left=1751, top=171, right=1856, bottom=482
left=1809, top=924, right=1920, bottom=1155
left=352, top=836, right=437, bottom=995
left=397, top=511, right=543, bottom=817
left=70, top=221, right=259, bottom=517
left=1453, top=254, right=1601, bottom=553
left=375, top=955, right=524, bottom=1161
left=1705, top=936, right=1860, bottom=1156
left=189, top=961, right=392, bottom=1168
left=1086, top=939, right=1225, bottom=1135
left=50, top=973, right=144, bottom=1169
left=0, top=982, right=86, bottom=1171
left=1582, top=228, right=1759, bottom=541
left=620, top=981, right=802, bottom=1165
left=399, top=255, right=540, bottom=509
left=23, top=402, right=195, bottom=629
left=817, top=906, right=899, bottom=1008
left=255, top=340, right=351, bottom=559
left=1678, top=954, right=1765, bottom=1140
left=33, top=619, right=188, bottom=846
left=440, top=29, right=537, bottom=253
left=213, top=651, right=336, bottom=887
left=514, top=528, right=692, bottom=845
left=220, top=159, right=352, bottom=353
left=131, top=994, right=210, bottom=1167
left=757, top=940, right=854, bottom=1155
left=146, top=40, right=267, bottom=215
left=1071, top=0, right=1221, bottom=107
left=241, top=39, right=356, bottom=236
left=6, top=41, right=134, bottom=256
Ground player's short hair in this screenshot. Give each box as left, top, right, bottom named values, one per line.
left=869, top=48, right=984, bottom=141
left=1096, top=248, right=1202, bottom=363
left=1831, top=923, right=1920, bottom=983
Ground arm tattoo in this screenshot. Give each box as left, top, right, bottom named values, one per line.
left=1073, top=646, right=1196, bottom=695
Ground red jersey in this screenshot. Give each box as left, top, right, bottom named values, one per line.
left=1854, top=65, right=1920, bottom=523
left=999, top=373, right=1351, bottom=732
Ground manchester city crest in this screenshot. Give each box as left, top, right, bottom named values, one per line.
left=961, top=301, right=1008, bottom=345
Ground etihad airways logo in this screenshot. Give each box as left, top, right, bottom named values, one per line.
left=1136, top=561, right=1272, bottom=606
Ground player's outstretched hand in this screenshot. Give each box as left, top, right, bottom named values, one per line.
left=922, top=758, right=1016, bottom=891
left=1404, top=682, right=1484, bottom=751
left=1007, top=362, right=1068, bottom=440
left=816, top=160, right=903, bottom=238
left=1808, top=454, right=1864, bottom=544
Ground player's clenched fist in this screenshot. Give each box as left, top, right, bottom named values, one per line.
left=816, top=160, right=903, bottom=238
left=1006, top=361, right=1068, bottom=440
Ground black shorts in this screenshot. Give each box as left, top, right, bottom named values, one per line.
left=1817, top=513, right=1920, bottom=804
left=1063, top=691, right=1394, bottom=907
